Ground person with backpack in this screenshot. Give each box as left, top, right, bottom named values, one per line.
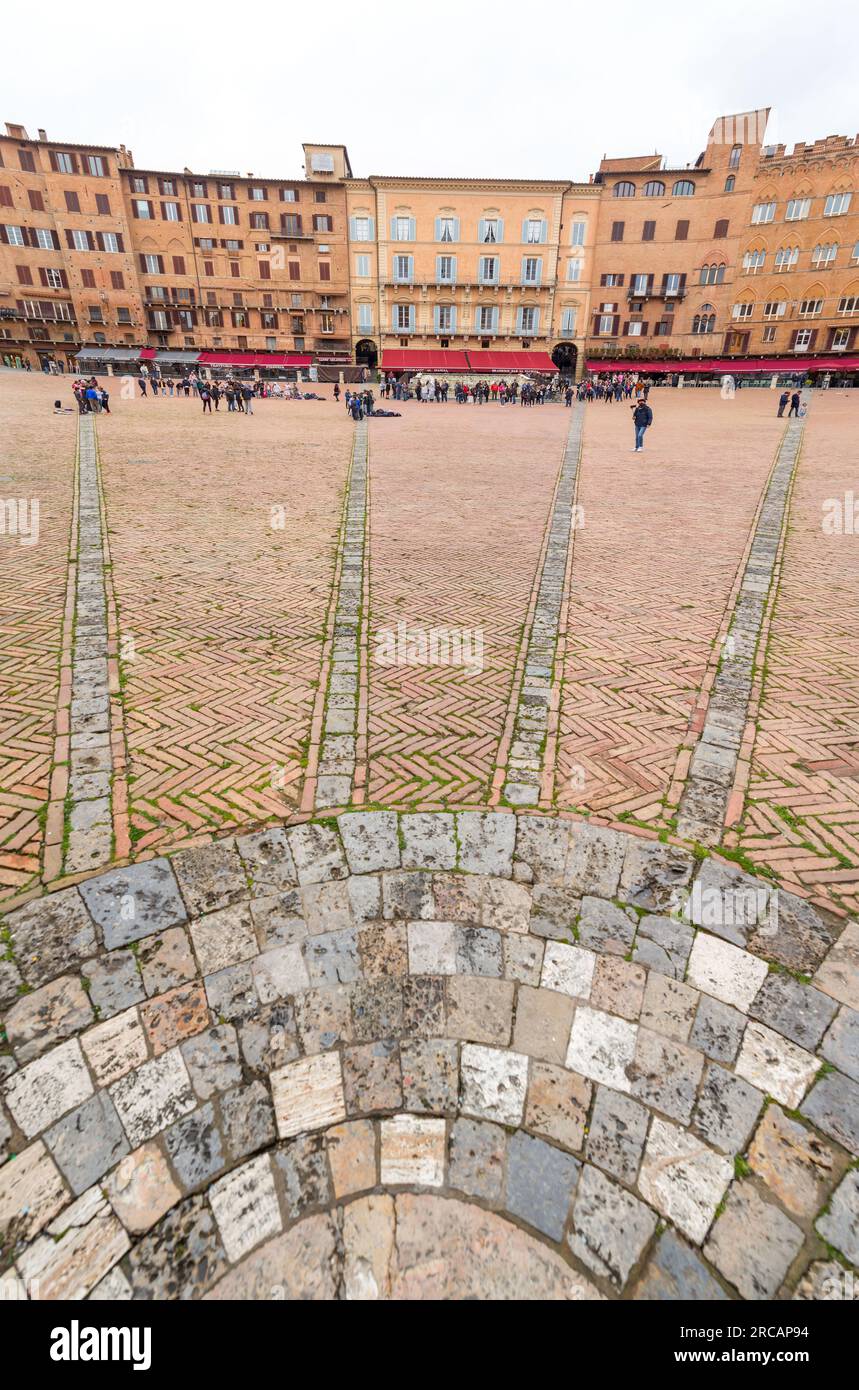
left=631, top=398, right=653, bottom=452
left=201, top=384, right=212, bottom=413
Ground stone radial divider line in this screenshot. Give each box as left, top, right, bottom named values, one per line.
left=492, top=401, right=585, bottom=807
left=676, top=398, right=809, bottom=846
left=301, top=419, right=369, bottom=813
left=54, top=416, right=121, bottom=878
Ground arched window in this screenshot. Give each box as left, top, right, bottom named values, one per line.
left=729, top=145, right=742, bottom=169
left=692, top=311, right=716, bottom=335
left=699, top=264, right=725, bottom=286
left=673, top=179, right=695, bottom=197
left=642, top=180, right=665, bottom=197
left=613, top=181, right=636, bottom=198
left=724, top=175, right=735, bottom=192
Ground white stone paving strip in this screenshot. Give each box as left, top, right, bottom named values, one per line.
left=65, top=415, right=114, bottom=873
left=311, top=418, right=369, bottom=811
left=500, top=401, right=585, bottom=806
left=676, top=398, right=808, bottom=844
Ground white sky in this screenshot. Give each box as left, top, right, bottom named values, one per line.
left=6, top=0, right=857, bottom=182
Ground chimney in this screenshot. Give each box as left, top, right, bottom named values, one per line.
left=37, top=128, right=47, bottom=141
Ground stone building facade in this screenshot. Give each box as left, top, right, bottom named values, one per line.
left=1, top=111, right=857, bottom=375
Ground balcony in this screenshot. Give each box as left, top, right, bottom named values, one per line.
left=627, top=284, right=687, bottom=302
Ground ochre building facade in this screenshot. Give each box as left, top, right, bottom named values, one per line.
left=1, top=111, right=857, bottom=376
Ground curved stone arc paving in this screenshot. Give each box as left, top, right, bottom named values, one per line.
left=1, top=810, right=857, bottom=1301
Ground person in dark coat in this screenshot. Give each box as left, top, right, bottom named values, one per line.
left=632, top=399, right=653, bottom=451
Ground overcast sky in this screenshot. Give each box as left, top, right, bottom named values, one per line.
left=7, top=0, right=857, bottom=182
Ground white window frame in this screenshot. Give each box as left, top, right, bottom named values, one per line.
left=785, top=198, right=811, bottom=221
left=134, top=200, right=152, bottom=219
left=824, top=192, right=852, bottom=217
left=751, top=201, right=776, bottom=224
left=34, top=228, right=54, bottom=249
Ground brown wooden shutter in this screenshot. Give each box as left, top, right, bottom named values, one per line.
left=16, top=265, right=32, bottom=284
left=809, top=330, right=818, bottom=350
left=66, top=229, right=76, bottom=248
left=675, top=219, right=689, bottom=240
left=647, top=273, right=654, bottom=293
left=789, top=330, right=798, bottom=348
left=640, top=322, right=648, bottom=336
left=39, top=266, right=48, bottom=285
left=259, top=260, right=271, bottom=279
left=0, top=225, right=8, bottom=244
left=60, top=269, right=68, bottom=288
left=132, top=202, right=139, bottom=217
left=612, top=315, right=620, bottom=335
left=158, top=255, right=165, bottom=273
left=95, top=232, right=104, bottom=251
left=679, top=273, right=687, bottom=290
left=622, top=320, right=629, bottom=335
left=714, top=218, right=729, bottom=238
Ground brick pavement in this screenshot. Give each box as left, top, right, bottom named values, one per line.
left=732, top=392, right=859, bottom=917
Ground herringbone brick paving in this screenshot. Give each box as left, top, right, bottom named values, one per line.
left=0, top=379, right=75, bottom=896
left=734, top=393, right=859, bottom=916
left=0, top=374, right=856, bottom=917
left=556, top=393, right=784, bottom=823
left=363, top=402, right=569, bottom=806
left=95, top=384, right=352, bottom=854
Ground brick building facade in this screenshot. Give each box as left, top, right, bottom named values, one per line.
left=1, top=112, right=856, bottom=377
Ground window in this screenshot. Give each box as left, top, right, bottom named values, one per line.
left=479, top=255, right=498, bottom=284
left=197, top=237, right=214, bottom=251
left=664, top=273, right=682, bottom=295
left=724, top=176, right=735, bottom=192
left=763, top=301, right=786, bottom=318
left=5, top=224, right=25, bottom=245
left=190, top=181, right=207, bottom=198
left=570, top=221, right=586, bottom=246
left=394, top=254, right=412, bottom=282
left=258, top=259, right=271, bottom=280
left=793, top=328, right=813, bottom=350
left=520, top=306, right=537, bottom=332
left=45, top=268, right=64, bottom=289
left=34, top=228, right=54, bottom=249
left=192, top=203, right=211, bottom=223
left=785, top=198, right=811, bottom=221
left=313, top=215, right=332, bottom=232
left=288, top=260, right=300, bottom=280
left=477, top=305, right=495, bottom=331
left=522, top=256, right=541, bottom=284
left=566, top=258, right=581, bottom=282
left=355, top=254, right=370, bottom=277
left=224, top=239, right=241, bottom=252
left=482, top=217, right=500, bottom=243
left=159, top=179, right=176, bottom=196
left=249, top=211, right=268, bottom=230
left=230, top=260, right=240, bottom=278
left=162, top=201, right=180, bottom=221
left=65, top=190, right=80, bottom=213
left=838, top=296, right=859, bottom=315
left=172, top=255, right=186, bottom=274
left=102, top=232, right=120, bottom=253
left=142, top=254, right=162, bottom=274
left=742, top=249, right=766, bottom=273
left=88, top=306, right=103, bottom=323
left=220, top=205, right=238, bottom=225
left=250, top=187, right=266, bottom=201
left=824, top=192, right=852, bottom=217
left=436, top=255, right=455, bottom=283
left=310, top=153, right=334, bottom=172
left=774, top=245, right=799, bottom=271
left=525, top=217, right=545, bottom=242
left=437, top=305, right=454, bottom=331
left=714, top=218, right=729, bottom=238
left=560, top=307, right=577, bottom=336
left=632, top=273, right=649, bottom=295
left=642, top=220, right=656, bottom=241
left=762, top=326, right=777, bottom=343
left=357, top=303, right=373, bottom=330
left=437, top=217, right=456, bottom=242
left=352, top=216, right=372, bottom=241
left=601, top=273, right=623, bottom=287
left=19, top=149, right=36, bottom=172
left=627, top=321, right=644, bottom=336
left=28, top=190, right=45, bottom=211
left=393, top=215, right=413, bottom=240
left=71, top=229, right=91, bottom=251
left=613, top=182, right=636, bottom=198
left=95, top=193, right=110, bottom=215
left=752, top=201, right=776, bottom=224
left=395, top=304, right=412, bottom=330
left=673, top=180, right=695, bottom=197
left=133, top=198, right=152, bottom=219
left=598, top=315, right=616, bottom=335
left=319, top=261, right=331, bottom=281
left=81, top=269, right=95, bottom=288
left=87, top=155, right=106, bottom=177
left=131, top=177, right=148, bottom=194
left=111, top=271, right=125, bottom=290
left=799, top=299, right=823, bottom=317
left=675, top=220, right=689, bottom=240
left=611, top=221, right=624, bottom=242
left=732, top=302, right=754, bottom=319
left=729, top=145, right=742, bottom=170
left=642, top=181, right=665, bottom=197
left=281, top=188, right=297, bottom=202
left=692, top=311, right=716, bottom=335
left=16, top=265, right=33, bottom=285
left=811, top=242, right=838, bottom=267
left=281, top=214, right=302, bottom=236
left=218, top=183, right=235, bottom=201
left=832, top=327, right=851, bottom=349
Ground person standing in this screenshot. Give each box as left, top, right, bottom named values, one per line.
left=788, top=390, right=801, bottom=417
left=777, top=390, right=790, bottom=417
left=201, top=384, right=212, bottom=413
left=631, top=398, right=653, bottom=452
left=242, top=383, right=254, bottom=415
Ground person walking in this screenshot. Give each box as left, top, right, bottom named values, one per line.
left=333, top=383, right=340, bottom=404
left=242, top=383, right=254, bottom=415
left=211, top=382, right=221, bottom=411
left=788, top=390, right=801, bottom=418
left=777, top=390, right=790, bottom=417
left=100, top=386, right=110, bottom=414
left=631, top=398, right=653, bottom=452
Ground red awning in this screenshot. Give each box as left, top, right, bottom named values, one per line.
left=587, top=355, right=859, bottom=374
left=465, top=350, right=557, bottom=373
left=139, top=348, right=156, bottom=359
left=381, top=349, right=469, bottom=371
left=196, top=351, right=313, bottom=368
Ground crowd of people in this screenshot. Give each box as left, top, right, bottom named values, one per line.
left=72, top=377, right=110, bottom=413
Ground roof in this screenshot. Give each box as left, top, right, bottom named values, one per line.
left=352, top=176, right=591, bottom=192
